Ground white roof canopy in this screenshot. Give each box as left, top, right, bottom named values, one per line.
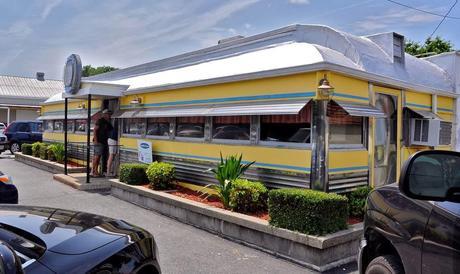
left=62, top=81, right=129, bottom=99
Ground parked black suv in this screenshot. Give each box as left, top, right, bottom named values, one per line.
left=359, top=150, right=460, bottom=274
left=3, top=121, right=42, bottom=153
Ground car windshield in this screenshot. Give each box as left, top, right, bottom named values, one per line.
left=0, top=223, right=46, bottom=261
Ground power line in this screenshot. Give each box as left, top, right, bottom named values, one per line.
left=385, top=0, right=460, bottom=19
left=429, top=0, right=458, bottom=38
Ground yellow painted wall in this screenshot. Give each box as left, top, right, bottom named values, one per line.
left=42, top=99, right=102, bottom=113
left=329, top=72, right=369, bottom=103
left=121, top=73, right=317, bottom=108
left=120, top=137, right=311, bottom=173
left=437, top=96, right=454, bottom=122
left=43, top=132, right=91, bottom=142
left=328, top=150, right=368, bottom=174
left=405, top=90, right=432, bottom=110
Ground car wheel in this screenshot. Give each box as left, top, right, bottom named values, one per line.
left=10, top=142, right=20, bottom=154
left=365, top=255, right=403, bottom=274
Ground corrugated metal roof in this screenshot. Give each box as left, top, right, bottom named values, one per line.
left=0, top=75, right=63, bottom=99
left=114, top=99, right=311, bottom=118
left=334, top=100, right=387, bottom=118
left=85, top=24, right=455, bottom=94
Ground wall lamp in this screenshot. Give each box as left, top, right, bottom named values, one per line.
left=77, top=103, right=86, bottom=110
left=130, top=96, right=143, bottom=105
left=317, top=78, right=334, bottom=99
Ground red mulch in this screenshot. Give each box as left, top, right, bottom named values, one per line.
left=348, top=216, right=363, bottom=225
left=141, top=184, right=360, bottom=224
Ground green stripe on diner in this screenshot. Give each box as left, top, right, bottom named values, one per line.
left=405, top=102, right=431, bottom=110
left=120, top=91, right=316, bottom=109
left=438, top=107, right=453, bottom=113
left=333, top=92, right=369, bottom=102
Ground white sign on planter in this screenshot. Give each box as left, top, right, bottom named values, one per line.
left=137, top=140, right=153, bottom=163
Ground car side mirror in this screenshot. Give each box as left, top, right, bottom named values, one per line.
left=399, top=150, right=460, bottom=203
left=0, top=241, right=24, bottom=274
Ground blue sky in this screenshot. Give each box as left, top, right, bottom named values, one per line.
left=1, top=0, right=459, bottom=80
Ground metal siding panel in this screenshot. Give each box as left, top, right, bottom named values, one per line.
left=117, top=99, right=311, bottom=118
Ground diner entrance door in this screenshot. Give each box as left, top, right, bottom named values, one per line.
left=373, top=92, right=400, bottom=187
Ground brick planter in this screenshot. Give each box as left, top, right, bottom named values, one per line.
left=14, top=152, right=86, bottom=174
left=110, top=180, right=362, bottom=272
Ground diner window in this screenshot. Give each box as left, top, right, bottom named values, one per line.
left=212, top=116, right=250, bottom=141
left=176, top=117, right=205, bottom=138
left=122, top=118, right=146, bottom=135
left=45, top=120, right=53, bottom=131
left=67, top=120, right=75, bottom=132
left=328, top=102, right=364, bottom=145
left=75, top=120, right=87, bottom=133
left=260, top=104, right=311, bottom=144
left=146, top=118, right=170, bottom=137
left=53, top=120, right=63, bottom=131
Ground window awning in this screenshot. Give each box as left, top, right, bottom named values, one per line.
left=333, top=101, right=386, bottom=118
left=113, top=99, right=312, bottom=118
left=405, top=107, right=441, bottom=119
left=38, top=110, right=100, bottom=120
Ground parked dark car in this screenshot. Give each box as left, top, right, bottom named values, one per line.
left=359, top=150, right=460, bottom=274
left=0, top=171, right=18, bottom=204
left=3, top=121, right=43, bottom=153
left=0, top=206, right=161, bottom=273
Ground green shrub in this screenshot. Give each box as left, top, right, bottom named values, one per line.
left=146, top=162, right=175, bottom=190
left=39, top=143, right=48, bottom=160
left=209, top=153, right=254, bottom=209
left=31, top=142, right=42, bottom=157
left=119, top=163, right=149, bottom=185
left=229, top=179, right=268, bottom=213
left=21, top=144, right=33, bottom=155
left=347, top=186, right=372, bottom=218
left=46, top=145, right=56, bottom=161
left=268, top=188, right=348, bottom=235
left=50, top=143, right=65, bottom=163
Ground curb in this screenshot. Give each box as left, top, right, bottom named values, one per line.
left=110, top=180, right=362, bottom=272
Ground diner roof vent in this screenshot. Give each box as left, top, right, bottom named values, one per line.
left=36, top=72, right=45, bottom=81
left=218, top=35, right=245, bottom=45
left=366, top=32, right=405, bottom=64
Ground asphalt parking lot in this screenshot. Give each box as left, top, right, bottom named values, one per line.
left=0, top=152, right=357, bottom=274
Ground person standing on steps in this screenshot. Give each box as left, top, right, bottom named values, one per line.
left=91, top=109, right=113, bottom=177
left=106, top=119, right=118, bottom=177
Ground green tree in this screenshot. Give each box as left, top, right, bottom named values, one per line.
left=405, top=36, right=454, bottom=57
left=82, top=65, right=118, bottom=77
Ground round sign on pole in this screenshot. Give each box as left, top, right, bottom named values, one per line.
left=63, top=54, right=82, bottom=95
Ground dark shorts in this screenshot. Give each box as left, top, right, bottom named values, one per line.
left=94, top=143, right=104, bottom=156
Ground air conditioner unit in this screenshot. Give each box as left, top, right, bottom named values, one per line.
left=409, top=118, right=440, bottom=146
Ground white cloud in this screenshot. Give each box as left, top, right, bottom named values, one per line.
left=41, top=0, right=63, bottom=20
left=288, top=0, right=310, bottom=5
left=354, top=7, right=440, bottom=33
left=0, top=0, right=261, bottom=78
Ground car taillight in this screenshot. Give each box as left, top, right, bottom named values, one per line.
left=0, top=175, right=12, bottom=184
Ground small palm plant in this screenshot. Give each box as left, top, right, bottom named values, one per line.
left=50, top=143, right=65, bottom=163
left=208, top=153, right=254, bottom=209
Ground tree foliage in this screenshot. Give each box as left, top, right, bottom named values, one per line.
left=405, top=36, right=454, bottom=57
left=82, top=65, right=118, bottom=77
